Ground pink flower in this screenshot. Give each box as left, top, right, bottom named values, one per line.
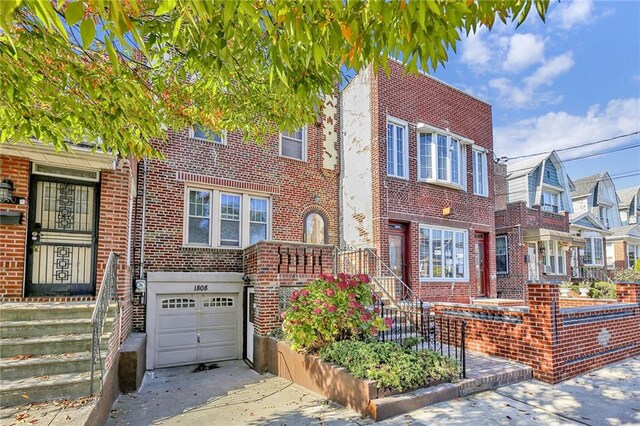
left=326, top=275, right=336, bottom=283
left=372, top=294, right=378, bottom=303
left=291, top=305, right=299, bottom=312
left=360, top=312, right=371, bottom=322
left=314, top=307, right=322, bottom=315
left=348, top=292, right=356, bottom=300
left=347, top=279, right=358, bottom=288
left=322, top=301, right=328, bottom=308
left=373, top=307, right=380, bottom=314
left=370, top=327, right=378, bottom=336
left=337, top=273, right=347, bottom=281
left=384, top=317, right=393, bottom=328
left=359, top=274, right=371, bottom=284
left=337, top=281, right=349, bottom=290
left=347, top=308, right=355, bottom=316
left=280, top=312, right=286, bottom=319
left=327, top=305, right=337, bottom=313
left=348, top=300, right=360, bottom=308
left=315, top=299, right=322, bottom=304
left=290, top=290, right=299, bottom=301
left=300, top=289, right=309, bottom=297
left=324, top=289, right=335, bottom=297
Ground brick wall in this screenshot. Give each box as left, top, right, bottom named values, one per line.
left=612, top=241, right=628, bottom=270
left=434, top=282, right=640, bottom=383
left=0, top=155, right=29, bottom=298
left=368, top=62, right=496, bottom=303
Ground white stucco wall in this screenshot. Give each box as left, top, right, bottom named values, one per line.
left=340, top=70, right=373, bottom=247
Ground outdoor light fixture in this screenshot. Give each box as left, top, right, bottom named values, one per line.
left=242, top=274, right=251, bottom=285
left=0, top=179, right=15, bottom=204
left=312, top=194, right=321, bottom=204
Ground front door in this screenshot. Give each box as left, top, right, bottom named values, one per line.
left=245, top=287, right=256, bottom=363
left=388, top=222, right=409, bottom=298
left=26, top=176, right=98, bottom=296
left=474, top=233, right=488, bottom=297
left=528, top=243, right=539, bottom=281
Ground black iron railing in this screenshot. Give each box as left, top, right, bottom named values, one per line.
left=90, top=252, right=119, bottom=396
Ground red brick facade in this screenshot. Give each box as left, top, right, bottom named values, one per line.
left=365, top=62, right=496, bottom=303
left=434, top=282, right=640, bottom=383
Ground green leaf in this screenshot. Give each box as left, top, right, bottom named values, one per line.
left=79, top=19, right=95, bottom=49
left=65, top=2, right=84, bottom=26
left=104, top=37, right=119, bottom=71
left=155, top=0, right=177, bottom=16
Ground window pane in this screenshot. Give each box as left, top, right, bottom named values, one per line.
left=584, top=238, right=593, bottom=264
left=220, top=220, right=240, bottom=246
left=455, top=232, right=465, bottom=278
left=189, top=190, right=210, bottom=217
left=221, top=194, right=240, bottom=219
left=282, top=129, right=303, bottom=141
left=419, top=227, right=430, bottom=278
left=396, top=125, right=404, bottom=177
left=281, top=137, right=303, bottom=159
left=249, top=223, right=267, bottom=245
left=451, top=139, right=459, bottom=184
left=193, top=125, right=223, bottom=143
left=250, top=198, right=268, bottom=223
left=444, top=231, right=454, bottom=278
left=188, top=217, right=210, bottom=244
left=387, top=124, right=394, bottom=175
left=304, top=213, right=326, bottom=244
left=433, top=230, right=442, bottom=278
left=437, top=134, right=448, bottom=180
left=594, top=239, right=603, bottom=264
left=419, top=133, right=433, bottom=179
left=496, top=236, right=507, bottom=274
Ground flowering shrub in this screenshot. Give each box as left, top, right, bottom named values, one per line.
left=282, top=273, right=389, bottom=352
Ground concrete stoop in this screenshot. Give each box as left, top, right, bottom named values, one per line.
left=0, top=302, right=115, bottom=408
left=368, top=351, right=533, bottom=421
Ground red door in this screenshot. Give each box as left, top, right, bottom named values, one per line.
left=389, top=222, right=410, bottom=297
left=474, top=233, right=489, bottom=297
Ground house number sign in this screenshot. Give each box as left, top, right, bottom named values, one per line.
left=193, top=285, right=209, bottom=291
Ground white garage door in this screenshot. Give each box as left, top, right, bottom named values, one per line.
left=155, top=293, right=239, bottom=368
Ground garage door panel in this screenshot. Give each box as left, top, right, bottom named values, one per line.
left=198, top=344, right=237, bottom=362
left=157, top=314, right=198, bottom=331
left=157, top=348, right=199, bottom=368
left=158, top=332, right=198, bottom=349
left=199, top=312, right=236, bottom=327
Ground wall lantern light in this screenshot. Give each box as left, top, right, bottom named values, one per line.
left=0, top=179, right=15, bottom=204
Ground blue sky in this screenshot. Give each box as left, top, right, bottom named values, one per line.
left=430, top=0, right=640, bottom=191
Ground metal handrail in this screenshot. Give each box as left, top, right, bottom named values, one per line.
left=90, top=252, right=119, bottom=396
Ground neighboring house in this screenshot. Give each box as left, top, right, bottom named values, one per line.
left=606, top=224, right=640, bottom=271
left=571, top=172, right=622, bottom=229
left=494, top=151, right=579, bottom=299
left=617, top=186, right=640, bottom=225
left=569, top=211, right=611, bottom=281
left=0, top=145, right=135, bottom=404
left=341, top=60, right=496, bottom=303
left=133, top=96, right=340, bottom=370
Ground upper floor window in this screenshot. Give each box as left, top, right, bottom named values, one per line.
left=191, top=125, right=225, bottom=144
left=419, top=225, right=468, bottom=281
left=473, top=149, right=488, bottom=196
left=185, top=188, right=269, bottom=248
left=303, top=211, right=327, bottom=244
left=387, top=118, right=408, bottom=179
left=280, top=128, right=307, bottom=161
left=583, top=236, right=604, bottom=266
left=496, top=235, right=508, bottom=274
left=418, top=132, right=465, bottom=189
left=541, top=191, right=562, bottom=213
left=598, top=206, right=612, bottom=228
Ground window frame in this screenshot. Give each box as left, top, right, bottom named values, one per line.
left=542, top=240, right=566, bottom=275
left=419, top=225, right=469, bottom=282
left=190, top=125, right=226, bottom=144
left=386, top=117, right=409, bottom=179
left=495, top=235, right=509, bottom=275
left=417, top=130, right=467, bottom=190
left=279, top=127, right=308, bottom=161
left=540, top=189, right=562, bottom=213
left=472, top=148, right=489, bottom=197
left=303, top=210, right=328, bottom=244
left=184, top=187, right=271, bottom=248
left=583, top=235, right=604, bottom=266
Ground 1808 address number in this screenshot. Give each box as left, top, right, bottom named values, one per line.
left=193, top=285, right=208, bottom=291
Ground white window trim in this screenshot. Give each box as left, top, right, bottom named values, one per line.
left=542, top=240, right=567, bottom=275
left=417, top=131, right=467, bottom=191
left=386, top=116, right=409, bottom=179
left=184, top=187, right=271, bottom=248
left=472, top=148, right=489, bottom=197
left=419, top=224, right=469, bottom=282
left=279, top=127, right=308, bottom=161
left=189, top=126, right=227, bottom=144
left=496, top=235, right=508, bottom=275
left=540, top=187, right=563, bottom=214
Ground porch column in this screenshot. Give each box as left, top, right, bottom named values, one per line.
left=525, top=282, right=560, bottom=382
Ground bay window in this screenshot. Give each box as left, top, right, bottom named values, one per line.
left=419, top=225, right=468, bottom=280
left=185, top=188, right=270, bottom=248
left=543, top=240, right=566, bottom=275
left=583, top=236, right=604, bottom=266
left=387, top=118, right=408, bottom=178
left=418, top=131, right=465, bottom=188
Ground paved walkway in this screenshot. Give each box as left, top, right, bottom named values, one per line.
left=106, top=356, right=640, bottom=425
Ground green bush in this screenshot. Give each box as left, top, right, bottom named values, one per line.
left=614, top=268, right=640, bottom=282
left=635, top=258, right=640, bottom=272
left=588, top=281, right=616, bottom=299
left=281, top=273, right=388, bottom=352
left=320, top=340, right=460, bottom=391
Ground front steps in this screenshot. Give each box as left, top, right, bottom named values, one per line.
left=0, top=302, right=115, bottom=407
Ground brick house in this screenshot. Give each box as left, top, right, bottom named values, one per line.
left=133, top=95, right=340, bottom=370
left=341, top=61, right=497, bottom=303
left=494, top=151, right=581, bottom=299
left=606, top=224, right=640, bottom=271
left=0, top=144, right=135, bottom=404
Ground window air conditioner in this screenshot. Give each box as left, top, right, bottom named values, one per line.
left=543, top=265, right=552, bottom=274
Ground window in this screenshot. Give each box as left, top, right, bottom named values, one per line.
left=303, top=211, right=327, bottom=244
left=419, top=226, right=468, bottom=280
left=280, top=128, right=307, bottom=161
left=541, top=191, right=561, bottom=213
left=599, top=206, right=612, bottom=228
left=418, top=131, right=465, bottom=188
left=628, top=244, right=639, bottom=269
left=161, top=298, right=195, bottom=309
left=191, top=125, right=225, bottom=144
left=473, top=149, right=488, bottom=196
left=542, top=241, right=566, bottom=275
left=606, top=243, right=615, bottom=269
left=203, top=297, right=234, bottom=308
left=185, top=188, right=269, bottom=248
left=387, top=119, right=408, bottom=178
left=583, top=236, right=604, bottom=266
left=496, top=235, right=508, bottom=274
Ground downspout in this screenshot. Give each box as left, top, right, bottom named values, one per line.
left=139, top=158, right=148, bottom=282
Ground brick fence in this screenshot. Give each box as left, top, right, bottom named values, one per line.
left=433, top=282, right=640, bottom=383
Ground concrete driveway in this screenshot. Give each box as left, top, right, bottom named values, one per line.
left=108, top=357, right=640, bottom=425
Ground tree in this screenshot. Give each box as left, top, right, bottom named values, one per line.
left=0, top=0, right=549, bottom=158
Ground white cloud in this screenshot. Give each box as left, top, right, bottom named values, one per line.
left=489, top=53, right=574, bottom=108
left=494, top=98, right=640, bottom=159
left=460, top=28, right=492, bottom=68
left=503, top=34, right=545, bottom=72
left=550, top=0, right=594, bottom=30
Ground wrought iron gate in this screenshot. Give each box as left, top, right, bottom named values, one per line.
left=26, top=176, right=98, bottom=296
